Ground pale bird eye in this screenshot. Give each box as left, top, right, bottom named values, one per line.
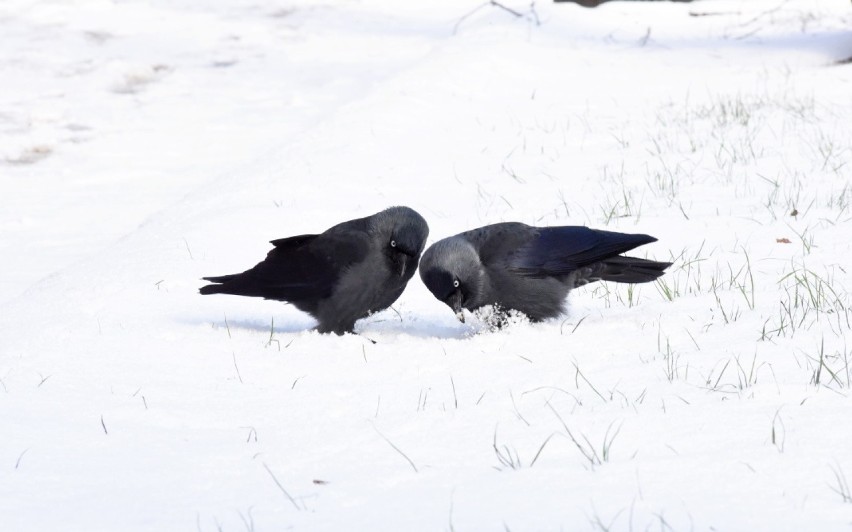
left=390, top=240, right=396, bottom=248
left=453, top=280, right=460, bottom=288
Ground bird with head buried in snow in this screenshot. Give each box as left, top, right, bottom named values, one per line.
left=419, top=223, right=671, bottom=324
left=200, top=206, right=429, bottom=335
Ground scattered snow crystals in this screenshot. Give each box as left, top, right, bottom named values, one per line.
left=471, top=304, right=532, bottom=333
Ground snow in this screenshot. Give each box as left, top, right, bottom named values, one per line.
left=2, top=0, right=852, bottom=530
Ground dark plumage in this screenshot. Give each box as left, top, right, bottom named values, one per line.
left=419, top=223, right=671, bottom=323
left=200, top=206, right=429, bottom=335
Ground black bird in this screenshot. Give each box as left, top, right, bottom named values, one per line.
left=419, top=223, right=671, bottom=323
left=200, top=206, right=429, bottom=335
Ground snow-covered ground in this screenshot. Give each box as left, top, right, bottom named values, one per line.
left=2, top=0, right=852, bottom=530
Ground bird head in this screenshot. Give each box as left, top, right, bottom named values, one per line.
left=419, top=237, right=485, bottom=323
left=373, top=207, right=429, bottom=280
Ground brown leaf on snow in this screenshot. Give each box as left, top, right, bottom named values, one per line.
left=776, top=238, right=792, bottom=244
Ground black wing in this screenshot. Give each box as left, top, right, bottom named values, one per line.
left=463, top=222, right=537, bottom=267
left=507, top=226, right=660, bottom=278
left=200, top=231, right=369, bottom=303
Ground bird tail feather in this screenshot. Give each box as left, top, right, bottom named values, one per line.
left=199, top=273, right=312, bottom=303
left=199, top=273, right=252, bottom=295
left=597, top=256, right=672, bottom=284
left=202, top=273, right=240, bottom=283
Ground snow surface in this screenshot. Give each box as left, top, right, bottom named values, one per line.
left=2, top=0, right=852, bottom=530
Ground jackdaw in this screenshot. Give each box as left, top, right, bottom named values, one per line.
left=419, top=223, right=671, bottom=323
left=200, top=206, right=429, bottom=335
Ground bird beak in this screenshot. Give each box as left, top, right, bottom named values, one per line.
left=448, top=290, right=465, bottom=323
left=392, top=254, right=407, bottom=278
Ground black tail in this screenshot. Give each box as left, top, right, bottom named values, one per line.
left=573, top=256, right=672, bottom=287
left=199, top=273, right=250, bottom=296
left=597, top=256, right=672, bottom=284
left=199, top=272, right=310, bottom=304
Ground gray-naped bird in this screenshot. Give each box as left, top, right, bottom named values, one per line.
left=419, top=223, right=671, bottom=323
left=200, top=206, right=429, bottom=335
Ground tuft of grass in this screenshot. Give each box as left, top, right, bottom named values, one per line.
left=730, top=247, right=755, bottom=311
left=600, top=190, right=640, bottom=225
left=613, top=282, right=641, bottom=308
left=244, top=426, right=258, bottom=443
left=771, top=409, right=785, bottom=453
left=733, top=352, right=762, bottom=390
left=662, top=336, right=680, bottom=382
left=529, top=432, right=559, bottom=468
left=711, top=281, right=741, bottom=324
left=453, top=0, right=541, bottom=35
left=829, top=463, right=852, bottom=503
left=787, top=223, right=815, bottom=255
left=807, top=338, right=851, bottom=390
left=764, top=264, right=850, bottom=340
left=655, top=276, right=679, bottom=302
left=238, top=507, right=256, bottom=532
left=658, top=328, right=686, bottom=382
left=265, top=317, right=280, bottom=350
left=547, top=403, right=621, bottom=469
left=492, top=425, right=523, bottom=471
left=703, top=359, right=735, bottom=394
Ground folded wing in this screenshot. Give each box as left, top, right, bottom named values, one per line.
left=508, top=226, right=670, bottom=283
left=199, top=232, right=369, bottom=304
